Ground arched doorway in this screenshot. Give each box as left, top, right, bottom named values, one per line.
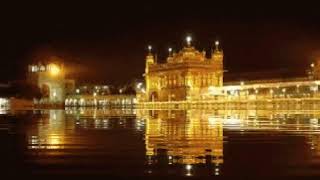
left=150, top=92, right=158, bottom=102
left=41, top=84, right=50, bottom=98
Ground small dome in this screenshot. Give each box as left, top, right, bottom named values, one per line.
left=168, top=46, right=205, bottom=63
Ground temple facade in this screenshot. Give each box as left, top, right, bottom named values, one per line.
left=137, top=36, right=320, bottom=108
left=143, top=38, right=223, bottom=102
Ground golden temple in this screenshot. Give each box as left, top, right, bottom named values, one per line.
left=143, top=37, right=223, bottom=102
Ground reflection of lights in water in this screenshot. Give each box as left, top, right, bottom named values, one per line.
left=83, top=119, right=88, bottom=129
left=103, top=119, right=109, bottom=129
left=310, top=118, right=318, bottom=127
left=30, top=136, right=38, bottom=144
left=185, top=164, right=193, bottom=176
left=0, top=98, right=8, bottom=110
left=0, top=109, right=7, bottom=114
left=168, top=155, right=173, bottom=165
left=94, top=120, right=99, bottom=128
left=185, top=164, right=192, bottom=170
left=215, top=167, right=220, bottom=175
left=28, top=134, right=63, bottom=149
left=49, top=135, right=60, bottom=145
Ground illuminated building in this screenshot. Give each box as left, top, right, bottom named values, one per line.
left=27, top=56, right=75, bottom=104
left=143, top=37, right=223, bottom=102
left=65, top=84, right=136, bottom=107
left=65, top=94, right=136, bottom=107
left=138, top=36, right=320, bottom=109
left=24, top=38, right=320, bottom=108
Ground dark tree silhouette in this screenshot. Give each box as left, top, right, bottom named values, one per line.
left=0, top=82, right=43, bottom=100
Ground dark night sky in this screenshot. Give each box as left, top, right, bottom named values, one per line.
left=2, top=1, right=320, bottom=85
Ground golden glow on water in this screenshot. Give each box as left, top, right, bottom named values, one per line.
left=27, top=110, right=69, bottom=150
left=9, top=108, right=320, bottom=176
left=144, top=110, right=223, bottom=166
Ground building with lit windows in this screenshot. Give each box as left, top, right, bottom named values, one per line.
left=64, top=84, right=137, bottom=107
left=142, top=36, right=223, bottom=102
left=138, top=36, right=320, bottom=109
left=23, top=37, right=320, bottom=109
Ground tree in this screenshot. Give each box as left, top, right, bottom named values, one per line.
left=7, top=82, right=43, bottom=100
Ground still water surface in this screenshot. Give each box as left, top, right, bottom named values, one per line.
left=2, top=108, right=320, bottom=177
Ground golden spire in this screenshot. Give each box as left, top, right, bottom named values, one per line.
left=215, top=40, right=220, bottom=51
left=145, top=45, right=155, bottom=66
left=168, top=47, right=173, bottom=56
left=148, top=45, right=152, bottom=54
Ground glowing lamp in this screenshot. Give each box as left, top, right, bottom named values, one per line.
left=185, top=164, right=192, bottom=170
left=186, top=36, right=192, bottom=45
left=148, top=45, right=152, bottom=52
left=282, top=88, right=286, bottom=93
left=137, top=82, right=143, bottom=89
left=49, top=64, right=60, bottom=76
left=168, top=47, right=172, bottom=52
left=215, top=40, right=220, bottom=50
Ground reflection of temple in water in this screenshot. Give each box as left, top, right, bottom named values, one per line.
left=143, top=110, right=223, bottom=169
left=9, top=108, right=320, bottom=176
